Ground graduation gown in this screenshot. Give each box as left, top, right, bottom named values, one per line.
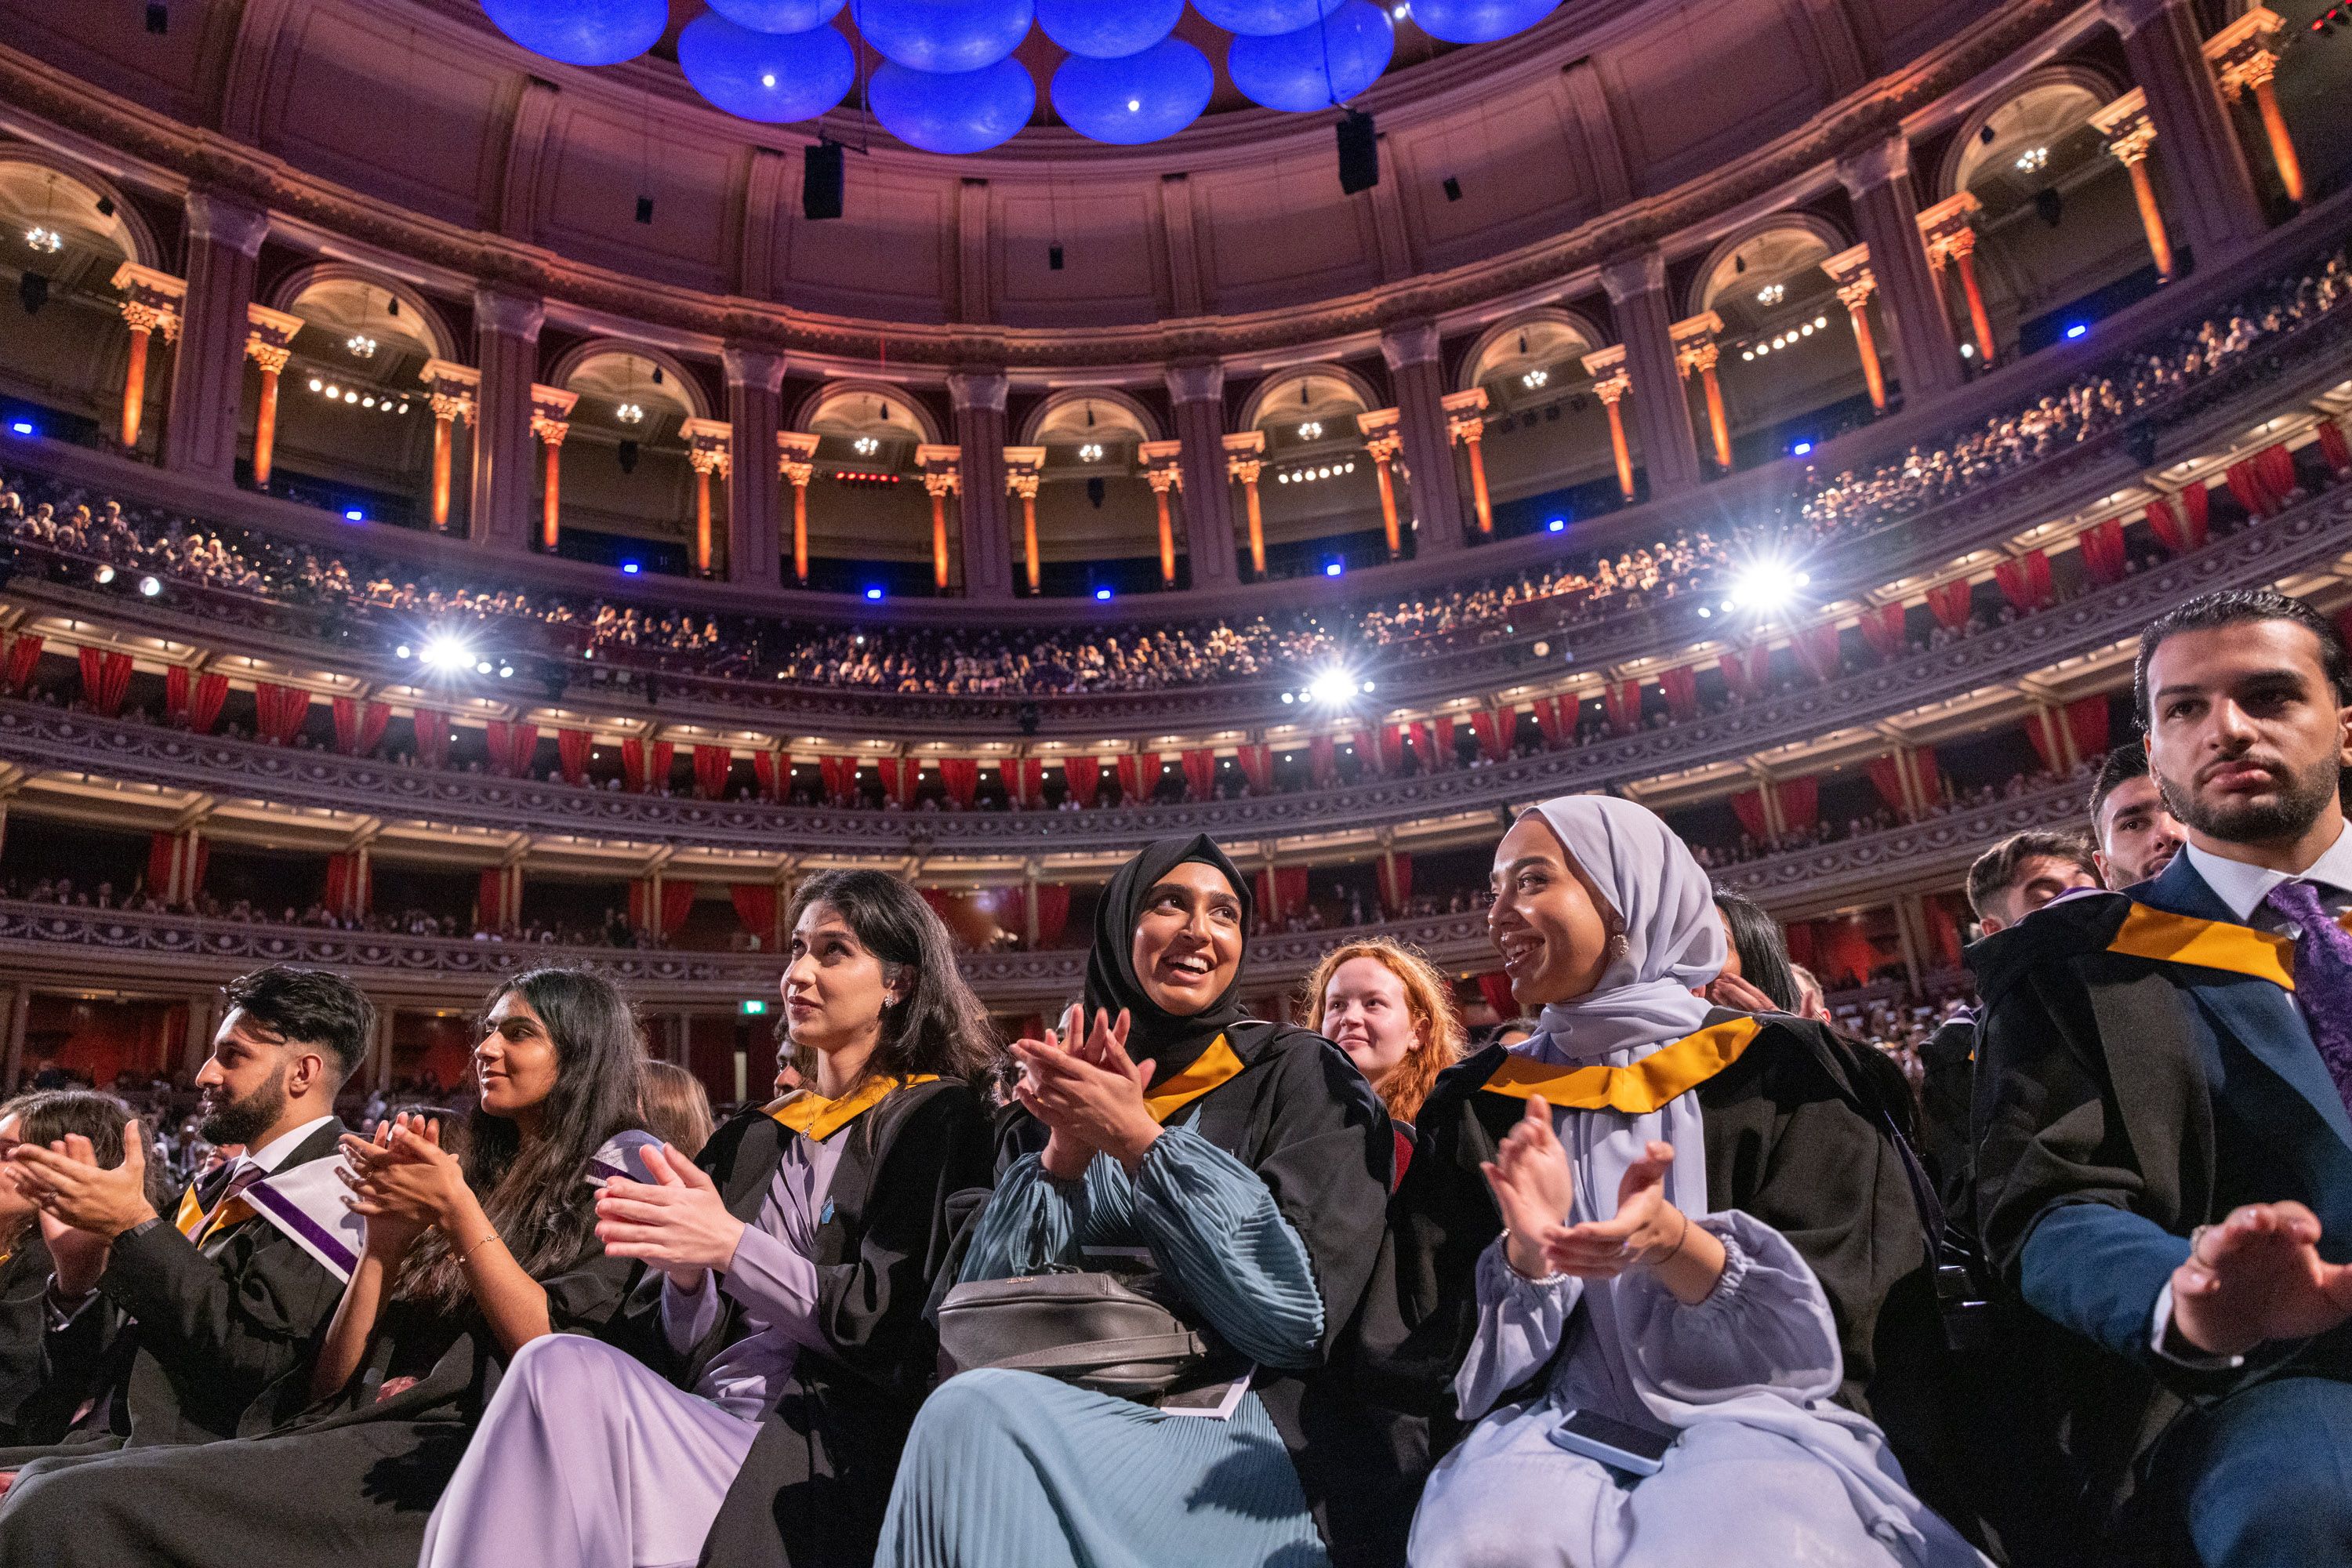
left=0, top=1120, right=349, bottom=1465
left=601, top=1076, right=995, bottom=1568
left=1970, top=853, right=2352, bottom=1538
left=0, top=1232, right=58, bottom=1444
left=0, top=1192, right=633, bottom=1567
left=1366, top=1011, right=1945, bottom=1495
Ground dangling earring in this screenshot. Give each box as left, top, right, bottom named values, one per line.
left=1607, top=926, right=1631, bottom=961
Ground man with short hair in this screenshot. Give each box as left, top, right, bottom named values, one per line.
left=1965, top=829, right=2102, bottom=935
left=1972, top=587, right=2352, bottom=1564
left=1, top=966, right=373, bottom=1462
left=2089, top=742, right=2187, bottom=890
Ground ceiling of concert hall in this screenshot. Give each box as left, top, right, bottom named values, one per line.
left=0, top=0, right=2009, bottom=332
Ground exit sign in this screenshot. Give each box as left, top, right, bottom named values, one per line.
left=739, top=999, right=768, bottom=1016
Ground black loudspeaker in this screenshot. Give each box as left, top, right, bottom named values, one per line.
left=2033, top=187, right=2063, bottom=228
left=617, top=438, right=640, bottom=474
left=804, top=143, right=844, bottom=220
left=18, top=273, right=49, bottom=315
left=1017, top=702, right=1040, bottom=737
left=1337, top=112, right=1378, bottom=195
left=1085, top=476, right=1105, bottom=508
left=2125, top=422, right=2158, bottom=466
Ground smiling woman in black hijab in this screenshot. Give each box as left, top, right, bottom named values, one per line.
left=875, top=835, right=1399, bottom=1568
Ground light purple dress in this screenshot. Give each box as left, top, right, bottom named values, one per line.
left=418, top=1134, right=844, bottom=1568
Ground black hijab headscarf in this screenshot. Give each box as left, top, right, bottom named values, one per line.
left=1083, top=834, right=1255, bottom=1076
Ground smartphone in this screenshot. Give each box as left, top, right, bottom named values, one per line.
left=1545, top=1409, right=1675, bottom=1477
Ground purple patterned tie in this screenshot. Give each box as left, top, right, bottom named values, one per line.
left=2263, top=879, right=2352, bottom=1116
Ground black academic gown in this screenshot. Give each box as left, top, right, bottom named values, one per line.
left=604, top=1079, right=996, bottom=1568
left=1360, top=1010, right=1947, bottom=1537
left=0, top=1189, right=634, bottom=1567
left=1971, top=853, right=2352, bottom=1541
left=0, top=1232, right=59, bottom=1444
left=991, top=1019, right=1401, bottom=1566
left=0, top=1120, right=348, bottom=1466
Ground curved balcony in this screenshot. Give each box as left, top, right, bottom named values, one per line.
left=5, top=487, right=2341, bottom=858
left=0, top=769, right=2084, bottom=1022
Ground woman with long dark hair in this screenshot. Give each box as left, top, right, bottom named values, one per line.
left=0, top=967, right=652, bottom=1568
left=876, top=835, right=1398, bottom=1567
left=420, top=869, right=999, bottom=1567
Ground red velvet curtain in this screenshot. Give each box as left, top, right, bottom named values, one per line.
left=332, top=698, right=388, bottom=757
left=252, top=681, right=310, bottom=743
left=485, top=720, right=539, bottom=777
left=1181, top=749, right=1216, bottom=800
left=938, top=757, right=979, bottom=808
left=1924, top=894, right=1965, bottom=970
left=2179, top=479, right=2209, bottom=540
left=1276, top=866, right=1308, bottom=916
left=752, top=750, right=778, bottom=800
left=1926, top=581, right=1975, bottom=630
left=324, top=853, right=356, bottom=917
left=1776, top=774, right=1818, bottom=828
left=621, top=738, right=648, bottom=791
left=2144, top=497, right=2188, bottom=556
left=2076, top=517, right=2128, bottom=585
left=1718, top=649, right=1761, bottom=701
left=1476, top=972, right=1516, bottom=1019
left=1993, top=549, right=2053, bottom=612
left=0, top=633, right=41, bottom=691
left=1657, top=666, right=1698, bottom=720
left=694, top=746, right=732, bottom=800
left=1867, top=756, right=1907, bottom=818
left=1435, top=716, right=1457, bottom=762
left=78, top=648, right=133, bottom=717
left=1601, top=681, right=1640, bottom=735
left=1308, top=736, right=1336, bottom=787
left=1236, top=745, right=1272, bottom=794
left=2066, top=695, right=2109, bottom=762
left=555, top=729, right=590, bottom=786
left=662, top=880, right=697, bottom=939
left=2225, top=458, right=2281, bottom=519
left=412, top=710, right=450, bottom=769
left=2256, top=441, right=2298, bottom=502
left=147, top=833, right=175, bottom=902
left=1029, top=884, right=1071, bottom=948
left=1114, top=754, right=1143, bottom=800
left=879, top=757, right=917, bottom=808
left=1014, top=757, right=1043, bottom=807
left=1814, top=919, right=1880, bottom=989
left=1470, top=709, right=1508, bottom=760
left=1377, top=853, right=1413, bottom=918
left=187, top=672, right=227, bottom=734
left=477, top=868, right=506, bottom=930
left=1062, top=756, right=1101, bottom=808
left=816, top=755, right=853, bottom=801
left=2024, top=710, right=2064, bottom=775
left=2318, top=419, right=2352, bottom=478
left=1730, top=789, right=1768, bottom=840
left=1792, top=625, right=1842, bottom=684
left=1857, top=604, right=1908, bottom=662
left=1530, top=695, right=1566, bottom=745
left=730, top=883, right=779, bottom=947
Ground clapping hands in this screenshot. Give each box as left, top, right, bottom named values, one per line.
left=1011, top=1004, right=1162, bottom=1178
left=338, top=1114, right=466, bottom=1260
left=1482, top=1096, right=1577, bottom=1279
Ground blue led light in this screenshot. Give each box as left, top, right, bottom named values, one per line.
left=1094, top=586, right=1114, bottom=601
left=869, top=56, right=1036, bottom=154
left=1324, top=561, right=1345, bottom=578
left=1791, top=441, right=1813, bottom=456
left=1406, top=0, right=1558, bottom=42
left=705, top=0, right=844, bottom=29
left=343, top=508, right=365, bottom=521
left=1228, top=0, right=1393, bottom=111
left=858, top=0, right=1034, bottom=73
left=1036, top=0, right=1182, bottom=57
left=480, top=0, right=666, bottom=66
left=1193, top=0, right=1342, bottom=34
left=621, top=561, right=641, bottom=575
left=7, top=421, right=32, bottom=436
left=678, top=13, right=855, bottom=123
left=2064, top=323, right=2089, bottom=339
left=866, top=586, right=885, bottom=601
left=1052, top=38, right=1214, bottom=144
left=1547, top=517, right=1566, bottom=533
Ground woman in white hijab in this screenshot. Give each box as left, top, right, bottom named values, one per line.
left=1389, top=795, right=1981, bottom=1568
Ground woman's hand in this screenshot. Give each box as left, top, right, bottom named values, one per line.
left=1481, top=1095, right=1576, bottom=1280
left=1012, top=1011, right=1160, bottom=1175
left=1541, top=1141, right=1728, bottom=1305
left=594, top=1144, right=747, bottom=1291
left=338, top=1116, right=469, bottom=1259
left=1700, top=973, right=1780, bottom=1014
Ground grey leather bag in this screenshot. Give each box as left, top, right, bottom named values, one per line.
left=936, top=1270, right=1209, bottom=1399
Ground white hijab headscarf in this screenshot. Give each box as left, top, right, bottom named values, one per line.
left=1516, top=794, right=1726, bottom=1221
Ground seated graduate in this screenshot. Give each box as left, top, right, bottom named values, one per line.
left=1302, top=937, right=1468, bottom=1132
left=1971, top=589, right=2352, bottom=1567
left=1388, top=795, right=1981, bottom=1568
left=0, top=965, right=652, bottom=1568
left=0, top=966, right=372, bottom=1468
left=0, top=1092, right=153, bottom=1448
left=421, top=869, right=998, bottom=1568
left=875, top=834, right=1396, bottom=1568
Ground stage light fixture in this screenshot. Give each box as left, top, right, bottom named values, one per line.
left=395, top=644, right=413, bottom=660
left=1094, top=587, right=1113, bottom=601
left=419, top=635, right=474, bottom=671
left=1306, top=667, right=1358, bottom=705
left=2065, top=323, right=2089, bottom=339
left=138, top=575, right=161, bottom=597
left=1729, top=560, right=1809, bottom=613
left=7, top=421, right=31, bottom=437
left=94, top=564, right=114, bottom=585
left=865, top=586, right=885, bottom=601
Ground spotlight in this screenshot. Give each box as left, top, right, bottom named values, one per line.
left=1791, top=441, right=1813, bottom=456
left=498, top=663, right=515, bottom=679
left=419, top=635, right=473, bottom=670
left=7, top=421, right=31, bottom=437
left=138, top=574, right=161, bottom=597
left=621, top=561, right=641, bottom=575
left=1306, top=667, right=1358, bottom=705
left=865, top=586, right=884, bottom=601
left=1729, top=560, right=1806, bottom=612
left=2064, top=323, right=2089, bottom=339
left=94, top=564, right=114, bottom=585
left=344, top=508, right=365, bottom=521
left=1324, top=560, right=1344, bottom=578
left=1094, top=587, right=1112, bottom=601
left=1281, top=691, right=1296, bottom=704
left=474, top=659, right=493, bottom=674
left=308, top=379, right=322, bottom=392
left=1547, top=518, right=1566, bottom=533
left=395, top=644, right=413, bottom=660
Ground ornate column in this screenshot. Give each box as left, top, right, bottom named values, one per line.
left=1918, top=193, right=1994, bottom=367
left=1357, top=408, right=1405, bottom=557
left=1380, top=323, right=1465, bottom=553
left=949, top=372, right=1014, bottom=601
left=1138, top=441, right=1184, bottom=587
left=1581, top=347, right=1636, bottom=500
left=1222, top=430, right=1268, bottom=577
left=470, top=286, right=544, bottom=552
left=1820, top=246, right=1888, bottom=411
left=1601, top=250, right=1703, bottom=497
left=241, top=305, right=302, bottom=490
left=418, top=361, right=478, bottom=532
left=2207, top=8, right=2300, bottom=205
left=916, top=447, right=961, bottom=592
left=2104, top=0, right=2264, bottom=262
left=2089, top=90, right=2175, bottom=281
left=1004, top=446, right=1046, bottom=593
left=1836, top=136, right=1963, bottom=401
left=723, top=349, right=785, bottom=590
left=1165, top=365, right=1240, bottom=590
left=778, top=431, right=818, bottom=585
left=529, top=385, right=577, bottom=553
left=108, top=264, right=183, bottom=452
left=165, top=191, right=268, bottom=480
left=1443, top=388, right=1494, bottom=535
left=1670, top=311, right=1732, bottom=470
left=681, top=418, right=732, bottom=577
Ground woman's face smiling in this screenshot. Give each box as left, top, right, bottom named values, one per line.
left=1320, top=956, right=1421, bottom=1087
left=474, top=991, right=561, bottom=1120
left=1131, top=861, right=1245, bottom=1018
left=1486, top=815, right=1617, bottom=1007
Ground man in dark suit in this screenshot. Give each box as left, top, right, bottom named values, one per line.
left=1973, top=586, right=2352, bottom=1565
left=1, top=966, right=372, bottom=1462
left=2089, top=742, right=2187, bottom=891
